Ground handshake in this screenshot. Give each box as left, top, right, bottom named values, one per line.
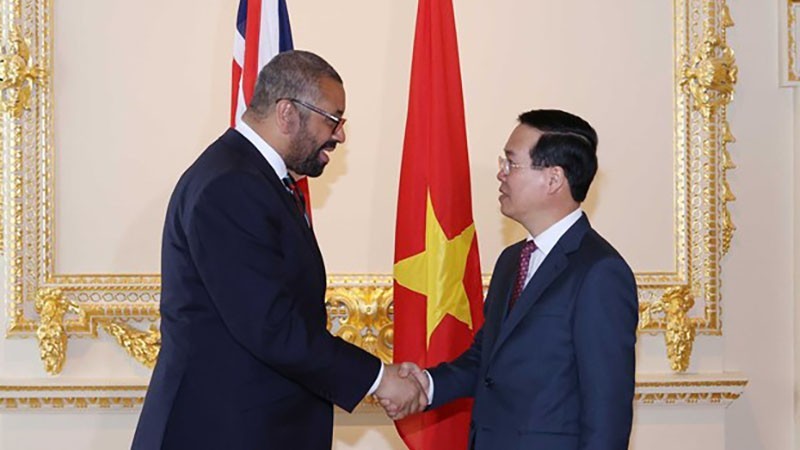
left=373, top=362, right=428, bottom=420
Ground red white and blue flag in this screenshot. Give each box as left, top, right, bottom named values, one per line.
left=231, top=0, right=294, bottom=127
left=231, top=0, right=312, bottom=220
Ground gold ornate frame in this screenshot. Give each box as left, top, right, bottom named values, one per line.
left=1, top=0, right=737, bottom=374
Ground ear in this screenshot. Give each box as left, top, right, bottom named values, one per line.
left=546, top=166, right=567, bottom=195
left=274, top=99, right=299, bottom=135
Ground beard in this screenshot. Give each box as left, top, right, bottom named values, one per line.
left=286, top=127, right=336, bottom=178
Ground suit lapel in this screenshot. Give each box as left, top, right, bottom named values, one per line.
left=489, top=215, right=591, bottom=361
left=481, top=247, right=518, bottom=357
left=222, top=129, right=324, bottom=264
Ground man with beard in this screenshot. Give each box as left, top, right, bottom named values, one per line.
left=132, top=50, right=426, bottom=450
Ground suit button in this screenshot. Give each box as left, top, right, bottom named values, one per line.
left=484, top=377, right=494, bottom=388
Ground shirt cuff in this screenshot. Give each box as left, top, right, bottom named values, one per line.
left=366, top=362, right=384, bottom=396
left=424, top=370, right=434, bottom=405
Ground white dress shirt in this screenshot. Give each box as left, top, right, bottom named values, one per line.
left=521, top=207, right=583, bottom=287
left=234, top=121, right=288, bottom=179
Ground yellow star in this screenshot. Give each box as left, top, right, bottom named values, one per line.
left=394, top=192, right=475, bottom=346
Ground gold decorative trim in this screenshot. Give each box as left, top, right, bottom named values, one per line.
left=787, top=0, right=800, bottom=82
left=0, top=384, right=146, bottom=409
left=3, top=1, right=737, bottom=374
left=0, top=26, right=46, bottom=117
left=326, top=282, right=393, bottom=363
left=635, top=372, right=747, bottom=406
left=635, top=380, right=746, bottom=388
left=34, top=288, right=77, bottom=374
left=641, top=286, right=696, bottom=372
left=33, top=288, right=160, bottom=374
left=0, top=385, right=147, bottom=392
left=0, top=373, right=747, bottom=410
left=681, top=30, right=737, bottom=120
left=634, top=392, right=742, bottom=405
left=98, top=321, right=160, bottom=369
left=1, top=397, right=144, bottom=409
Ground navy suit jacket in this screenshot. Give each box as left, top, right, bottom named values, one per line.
left=429, top=215, right=638, bottom=450
left=132, top=129, right=381, bottom=450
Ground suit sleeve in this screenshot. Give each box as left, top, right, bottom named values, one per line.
left=427, top=326, right=483, bottom=409
left=574, top=257, right=638, bottom=450
left=184, top=173, right=381, bottom=412
left=427, top=245, right=514, bottom=409
left=427, top=296, right=490, bottom=409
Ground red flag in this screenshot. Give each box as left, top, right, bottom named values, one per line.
left=230, top=0, right=312, bottom=222
left=393, top=0, right=484, bottom=448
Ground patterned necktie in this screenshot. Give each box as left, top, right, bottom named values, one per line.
left=282, top=175, right=309, bottom=227
left=508, top=240, right=537, bottom=312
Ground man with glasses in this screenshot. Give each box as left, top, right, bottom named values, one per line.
left=133, top=50, right=426, bottom=450
left=397, top=109, right=639, bottom=450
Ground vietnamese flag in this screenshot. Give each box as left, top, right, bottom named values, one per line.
left=392, top=0, right=485, bottom=448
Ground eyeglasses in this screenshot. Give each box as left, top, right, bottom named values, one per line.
left=498, top=155, right=545, bottom=176
left=498, top=156, right=524, bottom=176
left=282, top=98, right=346, bottom=134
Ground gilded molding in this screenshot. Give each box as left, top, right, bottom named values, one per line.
left=787, top=1, right=800, bottom=82
left=641, top=286, right=696, bottom=372
left=4, top=1, right=737, bottom=375
left=0, top=374, right=747, bottom=410
left=680, top=16, right=737, bottom=120
left=634, top=392, right=741, bottom=405
left=634, top=373, right=747, bottom=407
left=34, top=288, right=160, bottom=373
left=326, top=281, right=393, bottom=363
left=0, top=384, right=146, bottom=409
left=97, top=321, right=160, bottom=369
left=721, top=122, right=736, bottom=256
left=0, top=26, right=46, bottom=117
left=34, top=288, right=77, bottom=375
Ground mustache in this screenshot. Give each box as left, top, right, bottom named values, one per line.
left=317, top=140, right=337, bottom=152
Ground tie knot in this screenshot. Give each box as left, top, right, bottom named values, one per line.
left=508, top=239, right=537, bottom=314
left=282, top=175, right=297, bottom=191
left=281, top=174, right=309, bottom=227
left=521, top=239, right=537, bottom=256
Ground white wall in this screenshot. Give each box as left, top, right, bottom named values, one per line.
left=723, top=0, right=795, bottom=449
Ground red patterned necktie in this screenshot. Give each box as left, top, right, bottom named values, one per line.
left=508, top=240, right=537, bottom=312
left=282, top=175, right=309, bottom=227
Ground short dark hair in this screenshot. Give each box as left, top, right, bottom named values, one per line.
left=249, top=50, right=342, bottom=117
left=518, top=109, right=598, bottom=202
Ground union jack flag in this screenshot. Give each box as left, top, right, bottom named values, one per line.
left=231, top=0, right=294, bottom=127
left=230, top=0, right=313, bottom=220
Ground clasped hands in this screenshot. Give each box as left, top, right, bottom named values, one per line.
left=373, top=362, right=428, bottom=420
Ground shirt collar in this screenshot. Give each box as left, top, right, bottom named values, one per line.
left=234, top=120, right=288, bottom=180
left=527, top=208, right=584, bottom=256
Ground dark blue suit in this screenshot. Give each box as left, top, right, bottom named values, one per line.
left=429, top=215, right=638, bottom=450
left=132, top=129, right=381, bottom=450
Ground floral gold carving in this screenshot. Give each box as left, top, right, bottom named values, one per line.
left=34, top=288, right=160, bottom=373
left=0, top=27, right=46, bottom=117
left=681, top=29, right=737, bottom=120
left=98, top=321, right=160, bottom=369
left=326, top=278, right=393, bottom=363
left=641, top=286, right=696, bottom=372
left=34, top=288, right=79, bottom=375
